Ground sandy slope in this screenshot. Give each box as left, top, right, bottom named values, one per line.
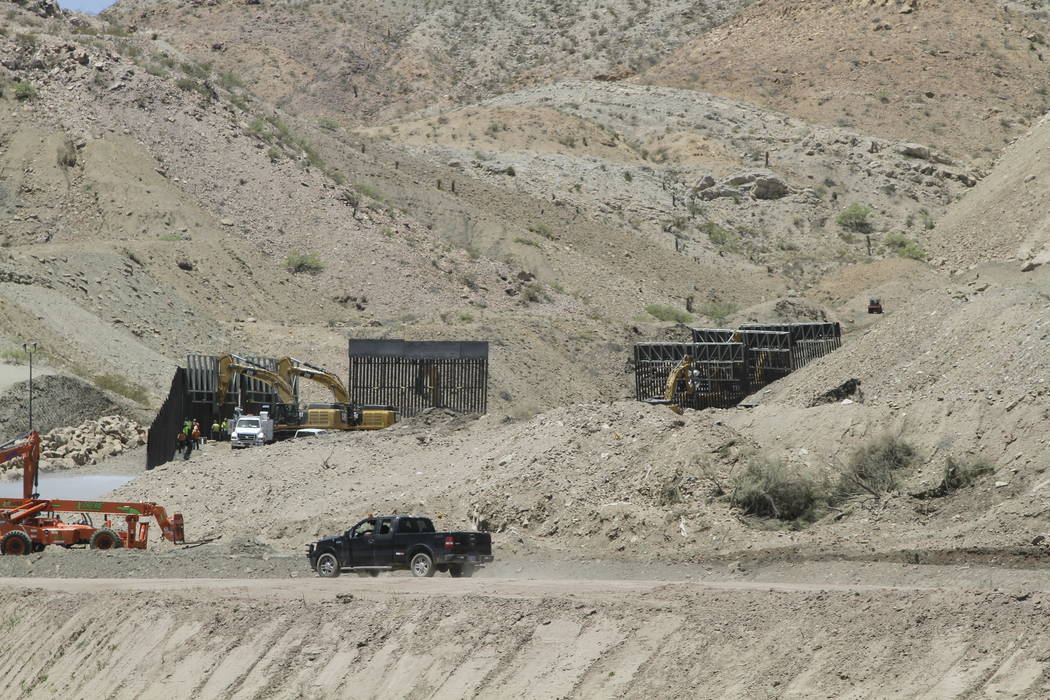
left=0, top=573, right=1048, bottom=699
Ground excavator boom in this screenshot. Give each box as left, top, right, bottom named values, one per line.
left=277, top=357, right=351, bottom=404
left=216, top=354, right=297, bottom=406
left=0, top=431, right=40, bottom=500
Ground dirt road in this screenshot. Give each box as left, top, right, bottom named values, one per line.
left=1, top=567, right=1048, bottom=699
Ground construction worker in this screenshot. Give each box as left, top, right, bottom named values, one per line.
left=191, top=421, right=202, bottom=448
left=221, top=419, right=229, bottom=441
left=176, top=431, right=188, bottom=460
left=182, top=419, right=192, bottom=438
left=211, top=420, right=220, bottom=442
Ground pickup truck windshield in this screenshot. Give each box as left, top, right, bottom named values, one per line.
left=238, top=419, right=260, bottom=428
left=397, top=517, right=435, bottom=534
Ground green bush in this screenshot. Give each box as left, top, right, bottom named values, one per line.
left=836, top=203, right=873, bottom=233
left=733, top=457, right=827, bottom=522
left=882, top=233, right=926, bottom=260
left=942, top=456, right=993, bottom=491
left=93, top=373, right=149, bottom=405
left=699, top=301, right=737, bottom=324
left=353, top=182, right=384, bottom=201
left=513, top=237, right=540, bottom=247
left=285, top=250, right=324, bottom=274
left=701, top=221, right=738, bottom=249
left=645, top=304, right=693, bottom=323
left=838, top=435, right=916, bottom=497
left=13, top=81, right=37, bottom=101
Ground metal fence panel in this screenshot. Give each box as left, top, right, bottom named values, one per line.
left=634, top=322, right=843, bottom=410
left=348, top=339, right=489, bottom=416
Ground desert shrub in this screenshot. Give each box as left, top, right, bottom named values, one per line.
left=699, top=301, right=736, bottom=324
left=836, top=203, right=873, bottom=233
left=145, top=64, right=169, bottom=77
left=513, top=237, right=540, bottom=247
left=13, top=81, right=37, bottom=101
left=733, top=457, right=827, bottom=522
left=941, top=456, right=993, bottom=491
left=701, top=221, right=737, bottom=249
left=528, top=223, right=556, bottom=239
left=521, top=282, right=549, bottom=303
left=645, top=304, right=693, bottom=323
left=285, top=250, right=324, bottom=274
left=56, top=140, right=77, bottom=168
left=93, top=373, right=149, bottom=405
left=882, top=233, right=926, bottom=260
left=353, top=182, right=384, bottom=201
left=837, top=435, right=916, bottom=498
left=0, top=348, right=30, bottom=364
left=217, top=70, right=244, bottom=90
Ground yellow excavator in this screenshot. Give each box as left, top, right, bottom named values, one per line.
left=276, top=357, right=396, bottom=431
left=216, top=354, right=397, bottom=433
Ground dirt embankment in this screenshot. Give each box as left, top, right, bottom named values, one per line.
left=0, top=577, right=1047, bottom=699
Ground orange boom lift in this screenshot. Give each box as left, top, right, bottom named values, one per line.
left=0, top=431, right=185, bottom=555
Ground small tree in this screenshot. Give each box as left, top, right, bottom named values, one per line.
left=836, top=203, right=873, bottom=233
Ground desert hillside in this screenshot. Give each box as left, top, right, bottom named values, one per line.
left=0, top=0, right=1049, bottom=696
left=639, top=0, right=1050, bottom=164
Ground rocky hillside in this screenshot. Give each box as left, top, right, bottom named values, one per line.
left=104, top=0, right=756, bottom=124
left=639, top=0, right=1050, bottom=164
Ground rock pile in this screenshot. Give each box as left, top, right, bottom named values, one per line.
left=35, top=415, right=145, bottom=472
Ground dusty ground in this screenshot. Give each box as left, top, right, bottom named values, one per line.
left=1, top=567, right=1049, bottom=699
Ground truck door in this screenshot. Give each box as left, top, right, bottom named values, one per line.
left=346, top=518, right=377, bottom=567
left=370, top=517, right=396, bottom=566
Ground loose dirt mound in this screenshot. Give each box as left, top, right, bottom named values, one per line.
left=0, top=375, right=139, bottom=437
left=929, top=112, right=1050, bottom=269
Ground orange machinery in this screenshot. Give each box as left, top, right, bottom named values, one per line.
left=0, top=431, right=185, bottom=555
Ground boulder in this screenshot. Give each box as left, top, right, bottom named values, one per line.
left=897, top=143, right=931, bottom=160
left=752, top=175, right=790, bottom=200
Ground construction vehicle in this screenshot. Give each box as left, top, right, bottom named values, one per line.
left=230, top=409, right=275, bottom=448
left=276, top=356, right=397, bottom=431
left=216, top=354, right=396, bottom=438
left=0, top=431, right=185, bottom=554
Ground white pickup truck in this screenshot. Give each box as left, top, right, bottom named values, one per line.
left=230, top=411, right=274, bottom=448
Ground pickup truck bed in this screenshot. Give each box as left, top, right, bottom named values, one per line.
left=307, top=515, right=493, bottom=578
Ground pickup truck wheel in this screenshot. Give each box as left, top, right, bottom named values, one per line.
left=449, top=563, right=475, bottom=578
left=410, top=552, right=435, bottom=578
left=316, top=553, right=341, bottom=578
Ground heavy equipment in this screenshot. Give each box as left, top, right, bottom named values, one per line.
left=215, top=354, right=396, bottom=437
left=276, top=356, right=397, bottom=431
left=0, top=431, right=185, bottom=554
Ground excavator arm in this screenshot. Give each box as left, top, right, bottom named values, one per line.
left=661, top=356, right=695, bottom=415
left=216, top=354, right=297, bottom=406
left=277, top=357, right=351, bottom=404
left=0, top=431, right=40, bottom=500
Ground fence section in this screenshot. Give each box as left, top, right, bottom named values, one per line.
left=348, top=339, right=489, bottom=416
left=146, top=368, right=189, bottom=470
left=635, top=322, right=841, bottom=410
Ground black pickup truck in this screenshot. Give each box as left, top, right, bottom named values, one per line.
left=307, top=515, right=494, bottom=578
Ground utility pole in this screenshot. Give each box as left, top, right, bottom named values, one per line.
left=21, top=341, right=38, bottom=433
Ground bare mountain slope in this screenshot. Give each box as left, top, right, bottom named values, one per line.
left=928, top=111, right=1050, bottom=269
left=0, top=2, right=787, bottom=412
left=638, top=0, right=1050, bottom=163
left=105, top=0, right=755, bottom=124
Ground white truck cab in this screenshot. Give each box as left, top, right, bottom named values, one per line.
left=230, top=410, right=274, bottom=448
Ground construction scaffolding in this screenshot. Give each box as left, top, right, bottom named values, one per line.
left=635, top=322, right=841, bottom=410
left=348, top=339, right=489, bottom=417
